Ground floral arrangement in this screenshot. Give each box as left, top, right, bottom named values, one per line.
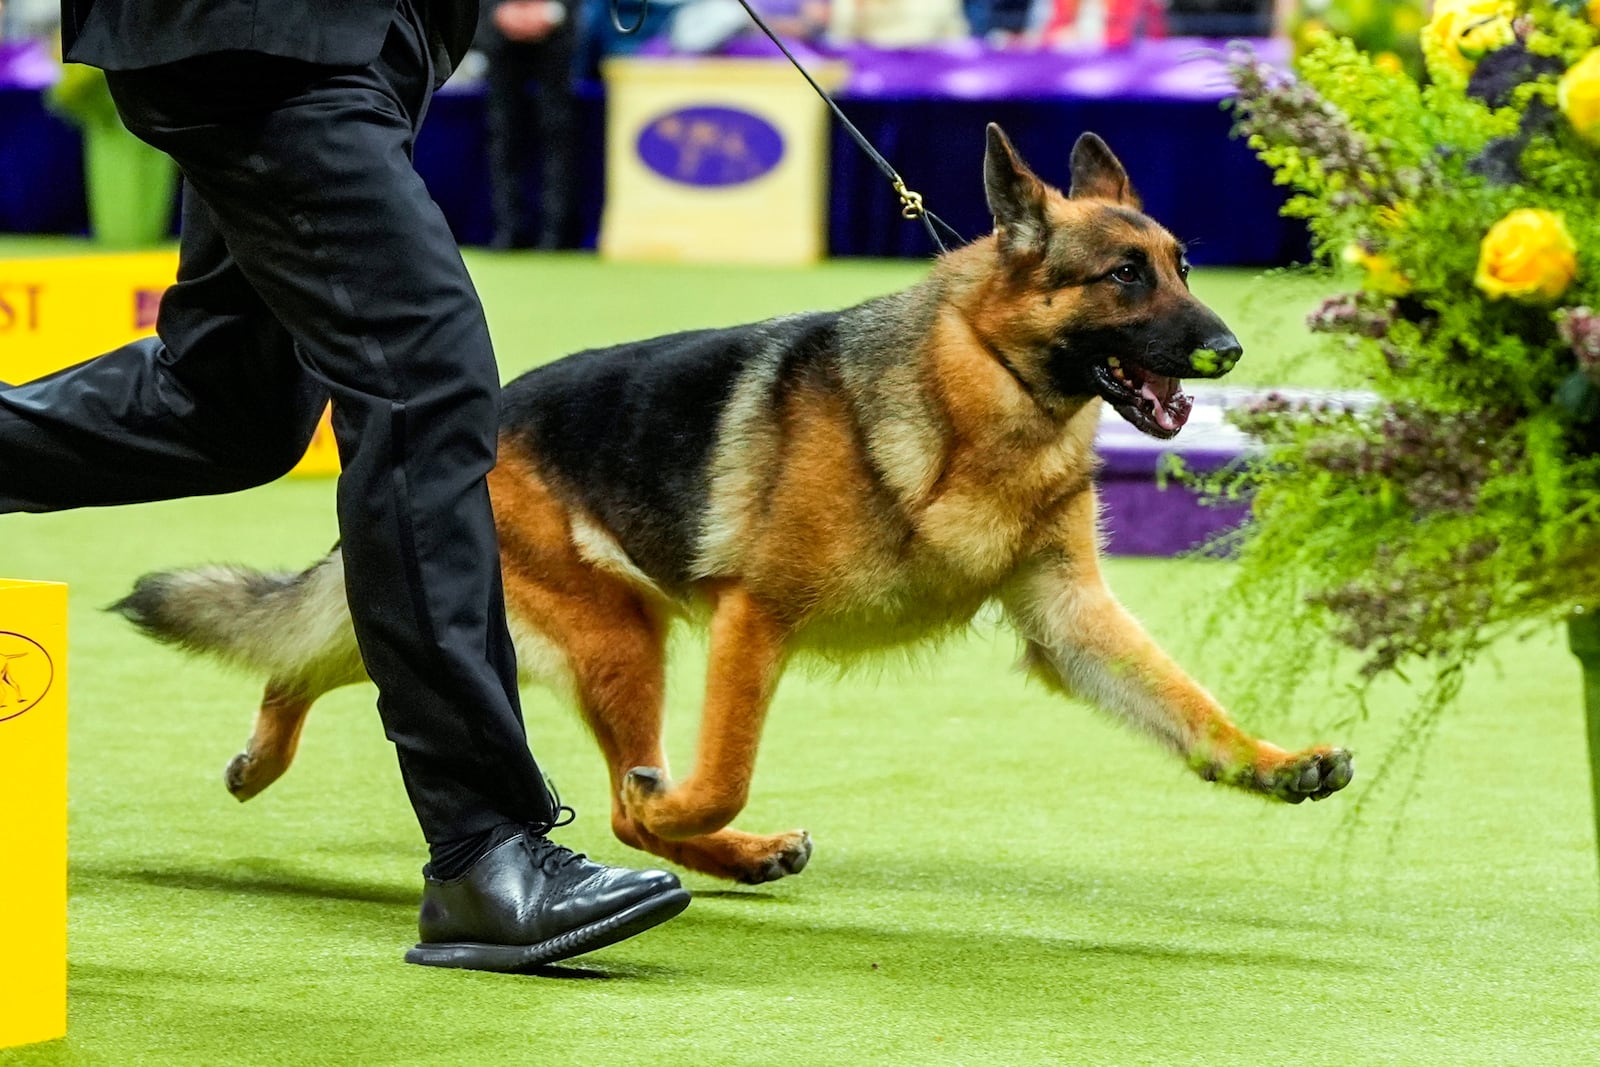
left=1212, top=1, right=1600, bottom=715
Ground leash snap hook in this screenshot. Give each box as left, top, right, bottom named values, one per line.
left=893, top=179, right=925, bottom=221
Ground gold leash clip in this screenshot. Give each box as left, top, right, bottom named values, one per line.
left=893, top=178, right=925, bottom=220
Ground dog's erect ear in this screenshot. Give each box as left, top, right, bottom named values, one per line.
left=984, top=123, right=1049, bottom=254
left=1068, top=133, right=1140, bottom=207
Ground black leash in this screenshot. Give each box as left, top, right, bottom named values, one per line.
left=607, top=0, right=962, bottom=254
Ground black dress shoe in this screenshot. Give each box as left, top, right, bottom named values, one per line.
left=405, top=832, right=690, bottom=973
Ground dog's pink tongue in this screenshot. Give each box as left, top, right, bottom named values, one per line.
left=1139, top=374, right=1183, bottom=432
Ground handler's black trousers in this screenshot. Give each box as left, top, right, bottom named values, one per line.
left=0, top=1, right=556, bottom=844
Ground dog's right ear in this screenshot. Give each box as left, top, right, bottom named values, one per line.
left=983, top=123, right=1049, bottom=256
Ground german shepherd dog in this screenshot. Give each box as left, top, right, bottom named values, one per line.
left=116, top=126, right=1353, bottom=884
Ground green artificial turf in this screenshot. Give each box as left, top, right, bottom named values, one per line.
left=3, top=247, right=1598, bottom=1065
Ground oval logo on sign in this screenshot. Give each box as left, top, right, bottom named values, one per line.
left=0, top=631, right=54, bottom=724
left=637, top=106, right=785, bottom=187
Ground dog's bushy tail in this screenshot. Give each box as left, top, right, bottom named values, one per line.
left=110, top=550, right=356, bottom=681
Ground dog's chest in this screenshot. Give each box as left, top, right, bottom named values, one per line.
left=914, top=414, right=1098, bottom=580
left=800, top=419, right=1096, bottom=648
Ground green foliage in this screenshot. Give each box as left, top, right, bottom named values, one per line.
left=1290, top=0, right=1431, bottom=79
left=1218, top=6, right=1600, bottom=715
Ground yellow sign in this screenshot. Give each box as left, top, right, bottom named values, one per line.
left=0, top=580, right=67, bottom=1050
left=0, top=251, right=337, bottom=476
left=0, top=251, right=174, bottom=385
left=600, top=58, right=846, bottom=265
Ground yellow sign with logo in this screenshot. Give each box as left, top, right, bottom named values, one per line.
left=600, top=58, right=846, bottom=265
left=0, top=251, right=338, bottom=476
left=0, top=579, right=67, bottom=1050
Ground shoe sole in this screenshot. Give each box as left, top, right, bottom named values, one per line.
left=403, top=886, right=691, bottom=973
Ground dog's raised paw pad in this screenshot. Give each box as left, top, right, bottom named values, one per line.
left=1323, top=752, right=1354, bottom=791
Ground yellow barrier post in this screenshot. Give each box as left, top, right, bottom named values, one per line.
left=599, top=57, right=846, bottom=265
left=0, top=251, right=338, bottom=476
left=0, top=580, right=68, bottom=1049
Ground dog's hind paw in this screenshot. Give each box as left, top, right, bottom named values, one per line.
left=224, top=751, right=270, bottom=802
left=225, top=741, right=298, bottom=802
left=1265, top=747, right=1354, bottom=804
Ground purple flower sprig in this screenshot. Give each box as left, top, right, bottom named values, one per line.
left=1308, top=541, right=1498, bottom=677
left=1557, top=307, right=1600, bottom=383
left=1223, top=42, right=1402, bottom=211
left=1307, top=293, right=1393, bottom=338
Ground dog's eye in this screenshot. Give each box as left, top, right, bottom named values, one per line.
left=1111, top=264, right=1141, bottom=285
left=1178, top=263, right=1191, bottom=281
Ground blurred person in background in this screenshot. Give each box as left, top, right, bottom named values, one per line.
left=667, top=0, right=828, bottom=53
left=2, top=0, right=60, bottom=38
left=577, top=0, right=681, bottom=72
left=964, top=0, right=1036, bottom=41
left=1030, top=0, right=1171, bottom=46
left=479, top=0, right=582, bottom=250
left=1035, top=0, right=1166, bottom=46
left=827, top=0, right=968, bottom=46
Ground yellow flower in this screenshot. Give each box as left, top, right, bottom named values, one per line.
left=1343, top=243, right=1413, bottom=297
left=1589, top=0, right=1600, bottom=28
left=1294, top=17, right=1331, bottom=49
left=1422, top=0, right=1515, bottom=75
left=1373, top=51, right=1406, bottom=75
left=1560, top=48, right=1600, bottom=145
left=1474, top=209, right=1578, bottom=304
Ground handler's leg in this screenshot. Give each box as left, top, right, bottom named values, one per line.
left=101, top=6, right=557, bottom=849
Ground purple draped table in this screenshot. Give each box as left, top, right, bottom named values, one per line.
left=636, top=33, right=1289, bottom=103
left=0, top=38, right=55, bottom=90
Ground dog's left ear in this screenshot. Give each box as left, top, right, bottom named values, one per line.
left=984, top=123, right=1050, bottom=255
left=1068, top=133, right=1140, bottom=207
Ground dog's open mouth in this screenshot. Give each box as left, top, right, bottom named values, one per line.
left=1093, top=358, right=1193, bottom=439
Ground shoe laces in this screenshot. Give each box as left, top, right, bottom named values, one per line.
left=523, top=783, right=585, bottom=871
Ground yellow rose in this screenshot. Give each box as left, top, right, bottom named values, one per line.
left=1293, top=18, right=1333, bottom=54
left=1343, top=243, right=1414, bottom=297
left=1422, top=0, right=1516, bottom=75
left=1474, top=209, right=1579, bottom=303
left=1560, top=48, right=1600, bottom=145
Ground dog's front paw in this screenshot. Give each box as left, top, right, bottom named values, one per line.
left=737, top=830, right=813, bottom=885
left=1262, top=747, right=1354, bottom=804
